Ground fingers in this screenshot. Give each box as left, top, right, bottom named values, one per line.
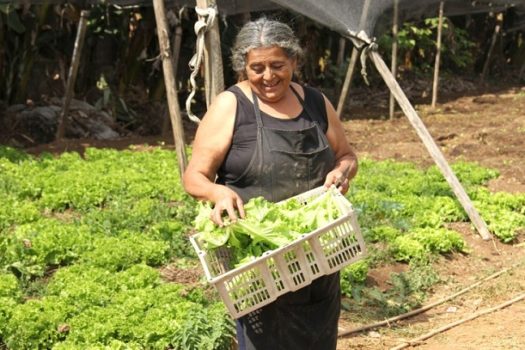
left=324, top=170, right=351, bottom=194
left=323, top=172, right=338, bottom=188
left=210, top=195, right=244, bottom=226
left=337, top=178, right=350, bottom=195
left=236, top=197, right=246, bottom=219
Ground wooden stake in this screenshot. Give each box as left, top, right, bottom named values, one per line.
left=334, top=37, right=347, bottom=94
left=369, top=50, right=491, bottom=240
left=336, top=0, right=371, bottom=118
left=337, top=37, right=347, bottom=67
left=336, top=47, right=359, bottom=117
left=153, top=0, right=188, bottom=175
left=481, top=13, right=503, bottom=82
left=390, top=293, right=525, bottom=350
left=196, top=0, right=224, bottom=106
left=389, top=0, right=399, bottom=119
left=163, top=19, right=183, bottom=137
left=431, top=2, right=444, bottom=108
left=56, top=10, right=89, bottom=140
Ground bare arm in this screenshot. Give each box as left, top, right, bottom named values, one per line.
left=322, top=94, right=358, bottom=194
left=182, top=91, right=245, bottom=225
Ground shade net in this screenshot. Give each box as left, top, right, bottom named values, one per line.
left=268, top=0, right=525, bottom=46
left=33, top=0, right=525, bottom=35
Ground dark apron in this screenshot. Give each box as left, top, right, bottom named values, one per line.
left=225, top=86, right=341, bottom=350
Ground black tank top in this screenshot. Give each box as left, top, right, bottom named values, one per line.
left=218, top=85, right=329, bottom=183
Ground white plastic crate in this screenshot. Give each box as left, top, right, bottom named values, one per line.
left=190, top=186, right=366, bottom=319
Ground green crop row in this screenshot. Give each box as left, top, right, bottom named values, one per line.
left=0, top=146, right=234, bottom=349
left=0, top=146, right=523, bottom=349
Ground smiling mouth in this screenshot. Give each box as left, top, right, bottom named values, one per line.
left=262, top=80, right=279, bottom=88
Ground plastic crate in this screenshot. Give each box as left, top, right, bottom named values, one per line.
left=190, top=186, right=366, bottom=319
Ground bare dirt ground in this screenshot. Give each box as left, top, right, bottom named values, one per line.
left=336, top=83, right=525, bottom=350
left=11, top=78, right=525, bottom=350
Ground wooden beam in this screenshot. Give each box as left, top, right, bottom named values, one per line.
left=56, top=10, right=89, bottom=140
left=431, top=1, right=445, bottom=108
left=369, top=50, right=492, bottom=240
left=336, top=47, right=359, bottom=117
left=196, top=0, right=224, bottom=106
left=163, top=18, right=183, bottom=137
left=389, top=0, right=399, bottom=119
left=336, top=37, right=347, bottom=67
left=153, top=0, right=188, bottom=175
left=336, top=0, right=371, bottom=118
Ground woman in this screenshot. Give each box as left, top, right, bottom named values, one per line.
left=183, top=17, right=358, bottom=350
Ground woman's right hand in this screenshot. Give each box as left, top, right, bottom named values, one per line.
left=210, top=185, right=245, bottom=226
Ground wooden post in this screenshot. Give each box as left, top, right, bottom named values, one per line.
left=163, top=18, right=183, bottom=137
left=481, top=12, right=503, bottom=82
left=336, top=47, right=359, bottom=117
left=153, top=0, right=188, bottom=175
left=369, top=50, right=492, bottom=240
left=334, top=36, right=347, bottom=95
left=431, top=1, right=445, bottom=108
left=196, top=0, right=224, bottom=106
left=56, top=10, right=89, bottom=140
left=336, top=0, right=371, bottom=118
left=172, top=21, right=183, bottom=79
left=336, top=37, right=347, bottom=67
left=389, top=0, right=399, bottom=119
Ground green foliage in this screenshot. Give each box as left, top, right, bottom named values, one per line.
left=0, top=146, right=31, bottom=163
left=361, top=260, right=440, bottom=316
left=195, top=189, right=343, bottom=265
left=4, top=264, right=234, bottom=349
left=340, top=260, right=369, bottom=298
left=147, top=221, right=196, bottom=258
left=0, top=195, right=41, bottom=231
left=378, top=17, right=476, bottom=74
left=391, top=228, right=467, bottom=262
left=0, top=273, right=22, bottom=338
left=0, top=147, right=235, bottom=349
left=81, top=232, right=169, bottom=271
left=1, top=219, right=93, bottom=281
left=349, top=158, right=523, bottom=250
left=0, top=273, right=21, bottom=298
left=472, top=189, right=525, bottom=242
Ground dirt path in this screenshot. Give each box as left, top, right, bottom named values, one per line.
left=336, top=85, right=525, bottom=350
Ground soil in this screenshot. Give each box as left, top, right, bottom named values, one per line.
left=8, top=78, right=525, bottom=350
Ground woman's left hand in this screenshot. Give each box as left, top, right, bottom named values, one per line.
left=323, top=168, right=350, bottom=195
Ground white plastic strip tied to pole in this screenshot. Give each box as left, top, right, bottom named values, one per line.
left=185, top=5, right=217, bottom=124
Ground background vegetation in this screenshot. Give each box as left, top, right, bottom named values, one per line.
left=1, top=3, right=524, bottom=139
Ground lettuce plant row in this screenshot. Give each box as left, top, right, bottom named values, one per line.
left=0, top=146, right=523, bottom=349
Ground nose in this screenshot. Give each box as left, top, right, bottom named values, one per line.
left=263, top=67, right=273, bottom=80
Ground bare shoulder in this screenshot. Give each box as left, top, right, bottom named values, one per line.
left=202, top=90, right=237, bottom=122
left=192, top=89, right=237, bottom=152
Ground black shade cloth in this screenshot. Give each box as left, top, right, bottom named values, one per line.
left=17, top=0, right=525, bottom=43
left=268, top=0, right=525, bottom=46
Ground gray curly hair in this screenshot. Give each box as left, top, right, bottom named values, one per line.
left=231, top=17, right=303, bottom=80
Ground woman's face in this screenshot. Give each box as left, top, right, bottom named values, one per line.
left=245, top=46, right=296, bottom=103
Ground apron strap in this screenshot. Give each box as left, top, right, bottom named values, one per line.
left=289, top=85, right=320, bottom=126
left=251, top=89, right=264, bottom=128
